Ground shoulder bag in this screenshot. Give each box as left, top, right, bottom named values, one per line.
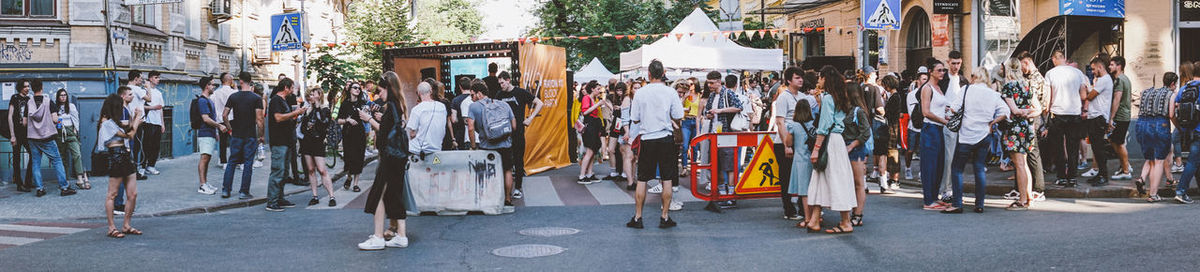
left=383, top=102, right=412, bottom=161
left=946, top=86, right=970, bottom=133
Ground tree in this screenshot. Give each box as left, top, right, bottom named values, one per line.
left=529, top=0, right=717, bottom=71
left=414, top=0, right=485, bottom=42
left=344, top=0, right=416, bottom=81
left=306, top=47, right=359, bottom=105
left=734, top=18, right=780, bottom=49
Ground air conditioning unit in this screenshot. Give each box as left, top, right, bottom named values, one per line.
left=209, top=0, right=232, bottom=24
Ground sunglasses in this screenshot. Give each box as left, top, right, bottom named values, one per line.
left=936, top=68, right=948, bottom=72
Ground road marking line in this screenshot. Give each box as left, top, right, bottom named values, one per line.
left=0, top=224, right=89, bottom=234
left=0, top=236, right=43, bottom=246
left=308, top=176, right=377, bottom=210
left=587, top=181, right=635, bottom=205
left=521, top=176, right=564, bottom=207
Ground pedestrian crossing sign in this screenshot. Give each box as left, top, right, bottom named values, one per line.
left=271, top=12, right=305, bottom=51
left=863, top=0, right=901, bottom=30
left=735, top=137, right=781, bottom=194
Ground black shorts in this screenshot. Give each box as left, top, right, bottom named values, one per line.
left=485, top=147, right=514, bottom=172
left=872, top=120, right=889, bottom=156
left=582, top=116, right=602, bottom=150
left=1111, top=121, right=1130, bottom=145
left=637, top=137, right=679, bottom=182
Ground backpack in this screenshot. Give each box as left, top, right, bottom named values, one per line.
left=1175, top=83, right=1200, bottom=130
left=885, top=90, right=906, bottom=123
left=909, top=84, right=927, bottom=127
left=481, top=99, right=513, bottom=143
left=189, top=95, right=206, bottom=130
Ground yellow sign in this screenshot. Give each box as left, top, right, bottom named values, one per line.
left=431, top=156, right=442, bottom=165
left=735, top=137, right=782, bottom=194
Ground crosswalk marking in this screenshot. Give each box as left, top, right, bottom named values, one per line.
left=521, top=176, right=565, bottom=207
left=307, top=177, right=376, bottom=210
left=586, top=180, right=634, bottom=205
left=0, top=236, right=43, bottom=246
left=0, top=224, right=89, bottom=234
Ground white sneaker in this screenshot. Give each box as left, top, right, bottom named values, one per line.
left=1111, top=171, right=1132, bottom=180
left=877, top=177, right=888, bottom=191
left=385, top=236, right=409, bottom=248
left=1031, top=191, right=1047, bottom=202
left=198, top=185, right=216, bottom=195
left=648, top=184, right=664, bottom=194
left=1172, top=164, right=1185, bottom=173
left=1080, top=168, right=1099, bottom=178
left=253, top=160, right=263, bottom=168
left=137, top=168, right=146, bottom=176
left=146, top=167, right=160, bottom=175
left=669, top=200, right=683, bottom=211
left=358, top=235, right=386, bottom=250
left=512, top=189, right=523, bottom=199
left=113, top=210, right=125, bottom=215
left=502, top=204, right=516, bottom=214
left=204, top=184, right=219, bottom=193
left=672, top=186, right=679, bottom=192
left=1003, top=189, right=1019, bottom=200
left=904, top=169, right=914, bottom=180
left=216, top=162, right=226, bottom=168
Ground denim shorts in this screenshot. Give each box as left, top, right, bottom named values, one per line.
left=1136, top=117, right=1171, bottom=160
left=848, top=145, right=869, bottom=161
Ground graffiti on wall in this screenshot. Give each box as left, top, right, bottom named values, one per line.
left=0, top=45, right=33, bottom=63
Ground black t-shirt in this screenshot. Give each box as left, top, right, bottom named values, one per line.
left=483, top=76, right=500, bottom=93
left=225, top=91, right=262, bottom=138
left=268, top=94, right=296, bottom=146
left=9, top=93, right=28, bottom=124
left=338, top=98, right=367, bottom=131
left=495, top=87, right=535, bottom=128
left=374, top=102, right=399, bottom=151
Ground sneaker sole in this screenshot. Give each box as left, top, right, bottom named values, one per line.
left=358, top=246, right=385, bottom=251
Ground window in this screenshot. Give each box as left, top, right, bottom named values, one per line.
left=907, top=12, right=931, bottom=50
left=805, top=32, right=825, bottom=57
left=1, top=0, right=55, bottom=18
left=977, top=0, right=1020, bottom=67
left=132, top=4, right=158, bottom=27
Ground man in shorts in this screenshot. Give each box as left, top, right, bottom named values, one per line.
left=627, top=60, right=684, bottom=229
left=195, top=77, right=227, bottom=194
left=467, top=79, right=518, bottom=214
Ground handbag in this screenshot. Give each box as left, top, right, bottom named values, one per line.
left=383, top=102, right=412, bottom=161
left=947, top=86, right=969, bottom=132
left=729, top=91, right=750, bottom=131
left=90, top=143, right=109, bottom=176
left=803, top=114, right=829, bottom=171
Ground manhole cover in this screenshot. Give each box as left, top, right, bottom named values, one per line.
left=491, top=244, right=566, bottom=258
left=518, top=227, right=580, bottom=237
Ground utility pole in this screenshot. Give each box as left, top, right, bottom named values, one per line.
left=300, top=0, right=308, bottom=97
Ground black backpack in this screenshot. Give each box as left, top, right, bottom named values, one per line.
left=1175, top=83, right=1200, bottom=130
left=189, top=95, right=205, bottom=130
left=885, top=90, right=907, bottom=123
left=909, top=83, right=927, bottom=127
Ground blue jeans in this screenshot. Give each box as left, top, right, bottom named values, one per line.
left=28, top=139, right=68, bottom=190
left=268, top=145, right=289, bottom=206
left=920, top=123, right=946, bottom=206
left=950, top=136, right=991, bottom=208
left=1177, top=131, right=1200, bottom=196
left=681, top=118, right=697, bottom=166
left=223, top=137, right=258, bottom=194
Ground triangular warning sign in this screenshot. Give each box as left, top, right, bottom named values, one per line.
left=431, top=156, right=442, bottom=165
left=735, top=137, right=781, bottom=194
left=273, top=22, right=299, bottom=46
left=866, top=0, right=898, bottom=27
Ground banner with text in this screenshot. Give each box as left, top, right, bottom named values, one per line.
left=518, top=44, right=571, bottom=175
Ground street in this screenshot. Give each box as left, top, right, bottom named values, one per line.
left=2, top=160, right=1199, bottom=271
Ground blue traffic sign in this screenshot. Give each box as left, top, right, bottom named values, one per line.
left=1059, top=0, right=1125, bottom=18
left=271, top=12, right=304, bottom=51
left=862, top=0, right=901, bottom=30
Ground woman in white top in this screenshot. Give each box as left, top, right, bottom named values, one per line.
left=100, top=88, right=141, bottom=238
left=53, top=89, right=89, bottom=189
left=919, top=59, right=951, bottom=211
left=944, top=68, right=1010, bottom=213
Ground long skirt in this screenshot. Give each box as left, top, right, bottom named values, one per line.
left=364, top=155, right=408, bottom=219
left=807, top=133, right=857, bottom=212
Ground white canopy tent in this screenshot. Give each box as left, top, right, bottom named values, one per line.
left=620, top=8, right=784, bottom=72
left=573, top=57, right=616, bottom=84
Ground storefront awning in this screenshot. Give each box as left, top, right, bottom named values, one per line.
left=748, top=0, right=840, bottom=15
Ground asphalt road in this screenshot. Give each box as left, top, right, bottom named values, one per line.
left=2, top=183, right=1199, bottom=271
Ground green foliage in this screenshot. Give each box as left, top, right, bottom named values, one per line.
left=529, top=0, right=717, bottom=71
left=344, top=0, right=415, bottom=82
left=414, top=0, right=484, bottom=41
left=735, top=18, right=779, bottom=49
left=306, top=47, right=359, bottom=103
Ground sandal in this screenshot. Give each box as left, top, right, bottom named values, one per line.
left=82, top=181, right=91, bottom=190
left=353, top=185, right=361, bottom=192
left=1005, top=201, right=1029, bottom=211
left=1147, top=195, right=1163, bottom=203
left=343, top=180, right=351, bottom=190
left=825, top=225, right=854, bottom=234
left=850, top=214, right=863, bottom=227
left=1134, top=177, right=1146, bottom=195
left=122, top=227, right=142, bottom=235
left=107, top=229, right=125, bottom=238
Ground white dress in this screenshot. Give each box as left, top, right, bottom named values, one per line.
left=807, top=133, right=857, bottom=212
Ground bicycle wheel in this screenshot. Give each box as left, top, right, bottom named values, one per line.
left=325, top=146, right=339, bottom=168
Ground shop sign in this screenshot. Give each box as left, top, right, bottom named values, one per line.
left=1183, top=1, right=1200, bottom=22
left=933, top=0, right=961, bottom=14
left=1059, top=0, right=1125, bottom=18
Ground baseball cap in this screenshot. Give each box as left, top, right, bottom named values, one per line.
left=917, top=66, right=929, bottom=75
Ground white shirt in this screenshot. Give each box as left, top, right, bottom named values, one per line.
left=946, top=74, right=963, bottom=99
left=631, top=82, right=685, bottom=140
left=406, top=101, right=447, bottom=154
left=1086, top=74, right=1114, bottom=120
left=126, top=84, right=146, bottom=117
left=773, top=90, right=801, bottom=124
left=922, top=86, right=948, bottom=123
left=948, top=84, right=1010, bottom=144
left=906, top=89, right=921, bottom=132
left=460, top=97, right=477, bottom=143
left=144, top=86, right=165, bottom=125
left=1046, top=65, right=1086, bottom=115
left=212, top=85, right=236, bottom=122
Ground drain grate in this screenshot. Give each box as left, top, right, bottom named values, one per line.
left=491, top=244, right=566, bottom=258
left=518, top=227, right=580, bottom=237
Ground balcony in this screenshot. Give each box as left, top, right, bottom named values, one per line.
left=209, top=0, right=231, bottom=24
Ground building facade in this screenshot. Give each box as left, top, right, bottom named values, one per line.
left=0, top=0, right=348, bottom=179
left=784, top=0, right=1177, bottom=98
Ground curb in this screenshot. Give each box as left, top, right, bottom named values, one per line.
left=896, top=178, right=1197, bottom=199
left=73, top=155, right=379, bottom=220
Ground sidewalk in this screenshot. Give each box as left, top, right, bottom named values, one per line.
left=0, top=151, right=376, bottom=221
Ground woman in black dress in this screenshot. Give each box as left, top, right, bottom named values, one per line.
left=338, top=82, right=368, bottom=192
left=357, top=71, right=411, bottom=250
left=300, top=87, right=336, bottom=206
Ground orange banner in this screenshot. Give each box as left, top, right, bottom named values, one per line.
left=517, top=44, right=571, bottom=175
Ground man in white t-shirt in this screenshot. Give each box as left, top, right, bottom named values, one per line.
left=125, top=70, right=150, bottom=180
left=407, top=82, right=447, bottom=155
left=627, top=60, right=684, bottom=229
left=1079, top=57, right=1115, bottom=186
left=904, top=68, right=929, bottom=180
left=140, top=71, right=166, bottom=176
left=211, top=72, right=237, bottom=166
left=770, top=67, right=807, bottom=219
left=1044, top=50, right=1091, bottom=186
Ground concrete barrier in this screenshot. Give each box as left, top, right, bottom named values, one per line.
left=406, top=150, right=505, bottom=215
